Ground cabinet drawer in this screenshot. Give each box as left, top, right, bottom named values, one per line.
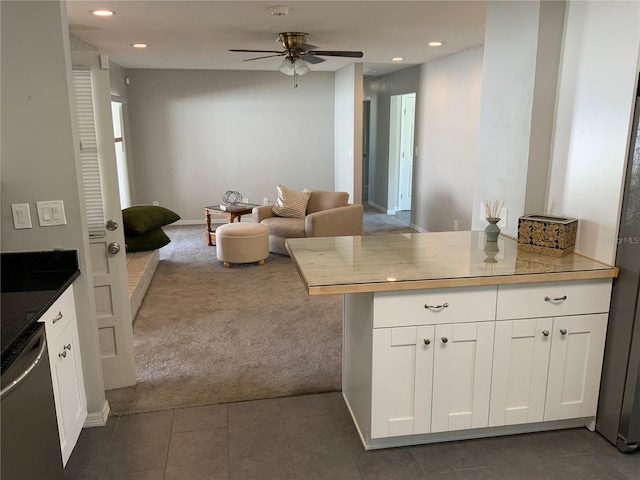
left=39, top=285, right=76, bottom=344
left=373, top=286, right=497, bottom=328
left=496, top=279, right=612, bottom=320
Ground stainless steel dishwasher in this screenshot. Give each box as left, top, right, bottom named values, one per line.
left=1, top=323, right=65, bottom=479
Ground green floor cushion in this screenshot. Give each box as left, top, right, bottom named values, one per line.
left=123, top=205, right=180, bottom=235
left=125, top=227, right=171, bottom=252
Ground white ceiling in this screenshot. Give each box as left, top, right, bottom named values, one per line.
left=66, top=0, right=487, bottom=78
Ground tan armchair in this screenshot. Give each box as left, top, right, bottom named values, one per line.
left=252, top=189, right=364, bottom=256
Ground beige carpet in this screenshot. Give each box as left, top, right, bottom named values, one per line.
left=106, top=209, right=415, bottom=415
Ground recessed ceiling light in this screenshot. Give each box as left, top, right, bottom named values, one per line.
left=428, top=41, right=444, bottom=47
left=91, top=9, right=114, bottom=17
left=392, top=57, right=404, bottom=62
left=132, top=43, right=148, bottom=49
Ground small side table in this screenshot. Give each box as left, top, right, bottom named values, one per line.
left=204, top=204, right=259, bottom=246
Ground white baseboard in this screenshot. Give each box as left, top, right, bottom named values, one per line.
left=366, top=201, right=388, bottom=214
left=84, top=400, right=110, bottom=427
left=174, top=219, right=208, bottom=226
left=411, top=222, right=427, bottom=233
left=174, top=218, right=256, bottom=226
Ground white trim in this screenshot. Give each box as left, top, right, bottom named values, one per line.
left=83, top=400, right=110, bottom=427
left=410, top=222, right=427, bottom=233
left=174, top=218, right=257, bottom=226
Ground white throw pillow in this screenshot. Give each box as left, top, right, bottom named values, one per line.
left=272, top=184, right=310, bottom=219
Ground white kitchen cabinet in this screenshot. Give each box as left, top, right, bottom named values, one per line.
left=490, top=281, right=611, bottom=429
left=431, top=322, right=494, bottom=433
left=344, top=278, right=613, bottom=449
left=544, top=314, right=608, bottom=423
left=489, top=318, right=553, bottom=426
left=490, top=315, right=607, bottom=429
left=40, top=285, right=87, bottom=465
left=371, top=321, right=494, bottom=437
left=371, top=325, right=434, bottom=438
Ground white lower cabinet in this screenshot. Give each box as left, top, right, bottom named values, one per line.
left=371, top=322, right=494, bottom=438
left=349, top=279, right=613, bottom=449
left=41, top=285, right=87, bottom=465
left=490, top=315, right=608, bottom=427
left=371, top=326, right=433, bottom=438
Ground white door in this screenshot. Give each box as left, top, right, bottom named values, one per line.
left=489, top=318, right=552, bottom=426
left=431, top=322, right=494, bottom=433
left=544, top=314, right=608, bottom=421
left=371, top=325, right=434, bottom=438
left=398, top=94, right=415, bottom=211
left=72, top=53, right=136, bottom=390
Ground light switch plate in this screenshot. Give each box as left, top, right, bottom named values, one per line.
left=12, top=203, right=32, bottom=229
left=37, top=200, right=67, bottom=226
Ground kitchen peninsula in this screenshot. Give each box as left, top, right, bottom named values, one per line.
left=286, top=231, right=618, bottom=449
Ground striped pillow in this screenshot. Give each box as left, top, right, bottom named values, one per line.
left=272, top=184, right=310, bottom=219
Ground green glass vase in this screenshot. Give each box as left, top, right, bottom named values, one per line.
left=485, top=217, right=501, bottom=242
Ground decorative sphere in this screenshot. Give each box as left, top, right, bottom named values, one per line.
left=222, top=190, right=242, bottom=205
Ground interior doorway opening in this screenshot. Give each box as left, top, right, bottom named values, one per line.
left=388, top=92, right=416, bottom=223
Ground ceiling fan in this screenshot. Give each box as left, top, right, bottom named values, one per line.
left=230, top=32, right=363, bottom=86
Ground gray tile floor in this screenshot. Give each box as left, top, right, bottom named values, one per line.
left=65, top=392, right=639, bottom=480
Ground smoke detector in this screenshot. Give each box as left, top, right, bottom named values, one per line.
left=270, top=5, right=289, bottom=16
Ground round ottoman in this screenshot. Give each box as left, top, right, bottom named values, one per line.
left=216, top=223, right=269, bottom=268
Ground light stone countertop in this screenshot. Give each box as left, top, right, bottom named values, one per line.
left=286, top=231, right=618, bottom=295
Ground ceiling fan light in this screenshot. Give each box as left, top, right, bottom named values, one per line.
left=293, top=58, right=310, bottom=75
left=279, top=57, right=295, bottom=75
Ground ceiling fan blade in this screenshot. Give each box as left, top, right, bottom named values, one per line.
left=229, top=49, right=284, bottom=54
left=291, top=42, right=318, bottom=52
left=242, top=53, right=285, bottom=62
left=301, top=54, right=325, bottom=64
left=307, top=50, right=364, bottom=58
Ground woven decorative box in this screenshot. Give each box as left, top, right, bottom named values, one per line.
left=517, top=214, right=578, bottom=257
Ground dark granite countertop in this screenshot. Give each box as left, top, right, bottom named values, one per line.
left=1, top=250, right=80, bottom=368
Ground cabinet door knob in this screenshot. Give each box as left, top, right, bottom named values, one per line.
left=423, top=338, right=431, bottom=345
left=64, top=344, right=72, bottom=351
left=544, top=295, right=567, bottom=303
left=441, top=336, right=449, bottom=343
left=58, top=351, right=67, bottom=359
left=559, top=328, right=568, bottom=335
left=542, top=330, right=550, bottom=337
left=425, top=302, right=449, bottom=310
left=108, top=242, right=121, bottom=255
left=52, top=311, right=63, bottom=324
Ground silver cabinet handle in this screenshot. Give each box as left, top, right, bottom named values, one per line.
left=425, top=303, right=449, bottom=310
left=106, top=219, right=119, bottom=231
left=441, top=336, right=449, bottom=343
left=108, top=242, right=121, bottom=254
left=559, top=328, right=568, bottom=335
left=544, top=295, right=567, bottom=303
left=542, top=330, right=550, bottom=337
left=58, top=350, right=67, bottom=359
left=52, top=311, right=63, bottom=324
left=423, top=338, right=431, bottom=345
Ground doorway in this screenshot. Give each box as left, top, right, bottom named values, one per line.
left=362, top=99, right=371, bottom=204
left=388, top=93, right=416, bottom=222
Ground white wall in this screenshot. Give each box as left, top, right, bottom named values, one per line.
left=125, top=69, right=336, bottom=219
left=1, top=0, right=106, bottom=419
left=334, top=64, right=364, bottom=203
left=414, top=46, right=484, bottom=232
left=472, top=0, right=565, bottom=237
left=547, top=0, right=640, bottom=264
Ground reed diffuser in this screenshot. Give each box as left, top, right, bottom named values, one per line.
left=484, top=200, right=503, bottom=242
